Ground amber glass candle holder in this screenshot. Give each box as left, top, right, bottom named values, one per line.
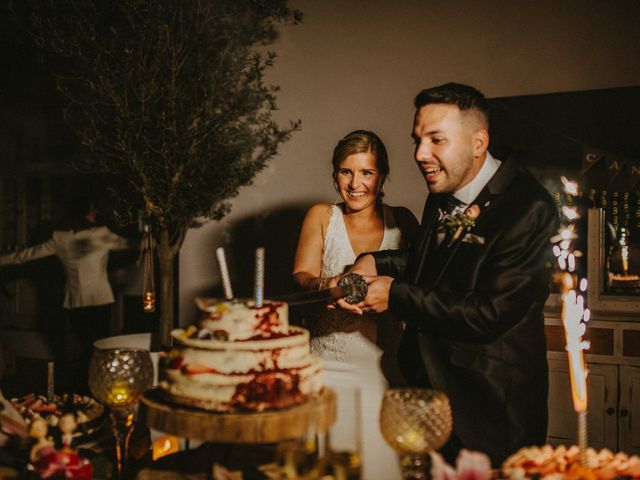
left=88, top=348, right=153, bottom=479
left=379, top=388, right=452, bottom=480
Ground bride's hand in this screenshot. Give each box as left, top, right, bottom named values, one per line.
left=326, top=275, right=340, bottom=289
left=335, top=296, right=364, bottom=315
left=325, top=275, right=341, bottom=310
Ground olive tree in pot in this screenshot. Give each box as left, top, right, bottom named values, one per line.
left=21, top=0, right=302, bottom=348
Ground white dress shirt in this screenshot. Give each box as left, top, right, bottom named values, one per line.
left=453, top=151, right=501, bottom=206
left=0, top=226, right=130, bottom=308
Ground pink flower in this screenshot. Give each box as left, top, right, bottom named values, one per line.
left=430, top=451, right=457, bottom=480
left=464, top=204, right=481, bottom=221
left=429, top=449, right=493, bottom=480
left=456, top=449, right=492, bottom=480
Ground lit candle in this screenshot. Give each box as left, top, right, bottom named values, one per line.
left=152, top=435, right=180, bottom=460
left=108, top=381, right=133, bottom=408
left=619, top=227, right=630, bottom=275
left=142, top=224, right=156, bottom=313
left=143, top=291, right=156, bottom=312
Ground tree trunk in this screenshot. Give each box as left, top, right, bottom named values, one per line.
left=152, top=227, right=178, bottom=350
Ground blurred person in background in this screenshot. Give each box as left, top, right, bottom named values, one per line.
left=0, top=195, right=132, bottom=392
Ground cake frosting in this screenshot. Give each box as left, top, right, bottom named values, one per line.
left=160, top=298, right=323, bottom=412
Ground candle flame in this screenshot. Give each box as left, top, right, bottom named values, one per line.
left=143, top=291, right=156, bottom=312
left=152, top=435, right=180, bottom=460
left=108, top=385, right=131, bottom=407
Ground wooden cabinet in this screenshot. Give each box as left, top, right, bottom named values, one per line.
left=619, top=365, right=640, bottom=453
left=547, top=359, right=617, bottom=450
left=545, top=315, right=640, bottom=454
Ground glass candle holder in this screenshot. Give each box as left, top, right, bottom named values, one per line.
left=379, top=388, right=452, bottom=480
left=88, top=348, right=153, bottom=479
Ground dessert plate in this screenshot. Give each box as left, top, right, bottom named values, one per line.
left=10, top=393, right=105, bottom=440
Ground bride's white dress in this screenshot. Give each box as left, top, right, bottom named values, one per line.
left=311, top=204, right=405, bottom=480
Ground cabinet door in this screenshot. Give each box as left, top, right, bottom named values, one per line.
left=547, top=359, right=617, bottom=450
left=619, top=365, right=640, bottom=454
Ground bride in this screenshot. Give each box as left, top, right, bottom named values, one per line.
left=293, top=130, right=418, bottom=479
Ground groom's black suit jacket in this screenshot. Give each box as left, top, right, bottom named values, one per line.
left=371, top=158, right=559, bottom=466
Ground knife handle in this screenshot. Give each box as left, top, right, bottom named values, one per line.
left=338, top=273, right=368, bottom=304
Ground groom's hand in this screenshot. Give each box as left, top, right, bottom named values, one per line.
left=348, top=253, right=377, bottom=277
left=336, top=274, right=393, bottom=314
left=359, top=275, right=393, bottom=313
left=334, top=254, right=378, bottom=313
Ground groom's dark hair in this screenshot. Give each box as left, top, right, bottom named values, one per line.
left=414, top=82, right=489, bottom=127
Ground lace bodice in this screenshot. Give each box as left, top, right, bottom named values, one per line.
left=320, top=204, right=402, bottom=278
left=310, top=204, right=405, bottom=362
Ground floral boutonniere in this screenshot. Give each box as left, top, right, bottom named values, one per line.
left=442, top=204, right=481, bottom=247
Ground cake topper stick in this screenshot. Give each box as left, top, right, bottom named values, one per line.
left=254, top=247, right=265, bottom=307
left=216, top=247, right=234, bottom=300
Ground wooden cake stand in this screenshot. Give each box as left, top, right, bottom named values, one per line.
left=139, top=388, right=336, bottom=444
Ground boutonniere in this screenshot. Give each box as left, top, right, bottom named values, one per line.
left=442, top=204, right=481, bottom=247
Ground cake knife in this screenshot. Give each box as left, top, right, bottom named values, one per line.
left=273, top=272, right=368, bottom=306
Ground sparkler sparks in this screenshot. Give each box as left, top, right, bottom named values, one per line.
left=552, top=179, right=590, bottom=413
left=552, top=177, right=590, bottom=464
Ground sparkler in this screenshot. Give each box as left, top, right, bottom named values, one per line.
left=552, top=176, right=590, bottom=466
left=215, top=247, right=234, bottom=300
left=254, top=247, right=265, bottom=308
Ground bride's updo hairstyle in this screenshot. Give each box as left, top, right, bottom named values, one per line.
left=331, top=130, right=390, bottom=200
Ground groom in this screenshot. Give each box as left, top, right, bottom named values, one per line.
left=339, top=83, right=559, bottom=465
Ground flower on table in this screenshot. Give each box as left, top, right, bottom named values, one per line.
left=455, top=449, right=493, bottom=480
left=430, top=449, right=492, bottom=480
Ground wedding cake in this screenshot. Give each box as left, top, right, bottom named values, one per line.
left=159, top=298, right=323, bottom=412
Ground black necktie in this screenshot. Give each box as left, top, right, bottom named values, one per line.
left=441, top=193, right=464, bottom=215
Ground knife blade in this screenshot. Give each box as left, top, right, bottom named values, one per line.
left=273, top=273, right=368, bottom=306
